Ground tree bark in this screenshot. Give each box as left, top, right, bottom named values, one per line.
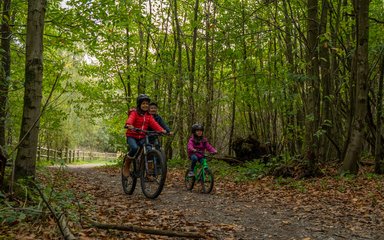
left=14, top=0, right=46, bottom=181
left=374, top=53, right=384, bottom=174
left=0, top=0, right=11, bottom=188
left=319, top=0, right=333, bottom=161
left=187, top=0, right=199, bottom=128
left=341, top=0, right=370, bottom=174
left=204, top=0, right=214, bottom=140
left=173, top=0, right=186, bottom=159
left=304, top=0, right=320, bottom=173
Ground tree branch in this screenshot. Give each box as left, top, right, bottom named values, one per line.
left=32, top=181, right=76, bottom=240
left=87, top=221, right=206, bottom=239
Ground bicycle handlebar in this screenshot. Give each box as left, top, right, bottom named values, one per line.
left=129, top=127, right=170, bottom=136
left=193, top=150, right=217, bottom=157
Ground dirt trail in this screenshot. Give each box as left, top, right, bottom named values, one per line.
left=63, top=165, right=382, bottom=240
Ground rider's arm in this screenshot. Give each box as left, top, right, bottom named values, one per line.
left=148, top=115, right=166, bottom=133
left=125, top=111, right=137, bottom=127
left=156, top=115, right=172, bottom=133
left=187, top=137, right=197, bottom=152
left=205, top=141, right=217, bottom=154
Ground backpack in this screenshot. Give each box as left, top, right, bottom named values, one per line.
left=127, top=107, right=137, bottom=116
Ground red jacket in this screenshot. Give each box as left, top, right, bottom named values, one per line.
left=125, top=110, right=164, bottom=139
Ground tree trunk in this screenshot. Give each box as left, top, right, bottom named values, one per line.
left=187, top=0, right=199, bottom=128
left=304, top=0, right=320, bottom=173
left=13, top=0, right=46, bottom=182
left=204, top=0, right=214, bottom=140
left=341, top=0, right=370, bottom=174
left=0, top=0, right=11, bottom=188
left=137, top=0, right=145, bottom=94
left=319, top=0, right=332, bottom=161
left=374, top=53, right=384, bottom=174
left=228, top=59, right=237, bottom=156
left=173, top=0, right=185, bottom=159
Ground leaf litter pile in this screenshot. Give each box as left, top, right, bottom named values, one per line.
left=1, top=164, right=384, bottom=239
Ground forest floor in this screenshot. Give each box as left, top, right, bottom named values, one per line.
left=1, top=163, right=384, bottom=240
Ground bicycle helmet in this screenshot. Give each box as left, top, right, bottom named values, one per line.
left=136, top=94, right=151, bottom=107
left=191, top=123, right=204, bottom=134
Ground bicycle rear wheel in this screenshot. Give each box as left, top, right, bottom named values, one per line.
left=140, top=149, right=167, bottom=199
left=121, top=155, right=137, bottom=195
left=184, top=169, right=195, bottom=191
left=200, top=168, right=214, bottom=193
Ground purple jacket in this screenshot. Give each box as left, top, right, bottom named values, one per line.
left=187, top=135, right=217, bottom=158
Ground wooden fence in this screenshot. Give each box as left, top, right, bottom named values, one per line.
left=37, top=146, right=118, bottom=163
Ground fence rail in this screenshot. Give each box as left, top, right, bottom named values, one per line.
left=37, top=146, right=118, bottom=163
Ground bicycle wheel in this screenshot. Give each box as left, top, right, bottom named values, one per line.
left=121, top=155, right=137, bottom=195
left=140, top=149, right=167, bottom=199
left=200, top=168, right=214, bottom=193
left=184, top=169, right=195, bottom=191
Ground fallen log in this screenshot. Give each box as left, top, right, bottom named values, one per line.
left=89, top=221, right=207, bottom=239
left=209, top=155, right=244, bottom=165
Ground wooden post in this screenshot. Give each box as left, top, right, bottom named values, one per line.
left=37, top=146, right=41, bottom=161
left=65, top=148, right=69, bottom=163
left=47, top=147, right=50, bottom=161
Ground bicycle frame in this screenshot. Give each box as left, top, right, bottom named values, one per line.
left=122, top=128, right=168, bottom=199
left=194, top=157, right=209, bottom=180
left=132, top=134, right=160, bottom=176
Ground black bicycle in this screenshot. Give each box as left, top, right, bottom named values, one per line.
left=121, top=128, right=167, bottom=199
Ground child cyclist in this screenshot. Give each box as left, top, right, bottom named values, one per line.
left=187, top=123, right=217, bottom=177
left=123, top=94, right=166, bottom=176
left=148, top=102, right=173, bottom=135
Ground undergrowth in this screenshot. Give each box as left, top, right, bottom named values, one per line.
left=0, top=166, right=92, bottom=230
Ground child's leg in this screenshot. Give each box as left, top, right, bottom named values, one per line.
left=127, top=137, right=139, bottom=157
left=190, top=154, right=199, bottom=171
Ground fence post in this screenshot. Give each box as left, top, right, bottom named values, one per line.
left=47, top=147, right=50, bottom=161
left=37, top=146, right=41, bottom=161
left=65, top=148, right=69, bottom=163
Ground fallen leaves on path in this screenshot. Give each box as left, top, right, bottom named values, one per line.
left=1, top=165, right=383, bottom=239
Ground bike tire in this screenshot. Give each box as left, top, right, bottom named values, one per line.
left=121, top=155, right=137, bottom=195
left=201, top=168, right=214, bottom=193
left=140, top=149, right=167, bottom=199
left=184, top=169, right=195, bottom=191
left=159, top=148, right=167, bottom=162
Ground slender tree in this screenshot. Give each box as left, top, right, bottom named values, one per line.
left=304, top=0, right=320, bottom=174
left=0, top=0, right=11, bottom=187
left=13, top=0, right=46, bottom=181
left=341, top=0, right=370, bottom=174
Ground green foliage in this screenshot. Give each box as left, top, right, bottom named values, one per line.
left=209, top=160, right=270, bottom=182
left=167, top=156, right=188, bottom=169
left=0, top=168, right=92, bottom=226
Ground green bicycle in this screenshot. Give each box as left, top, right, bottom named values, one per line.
left=184, top=154, right=214, bottom=193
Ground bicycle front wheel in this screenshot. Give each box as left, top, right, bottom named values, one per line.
left=122, top=155, right=137, bottom=195
left=200, top=168, right=214, bottom=193
left=140, top=149, right=167, bottom=199
left=184, top=169, right=195, bottom=191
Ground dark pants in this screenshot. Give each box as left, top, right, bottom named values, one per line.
left=126, top=137, right=144, bottom=157
left=190, top=154, right=203, bottom=171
